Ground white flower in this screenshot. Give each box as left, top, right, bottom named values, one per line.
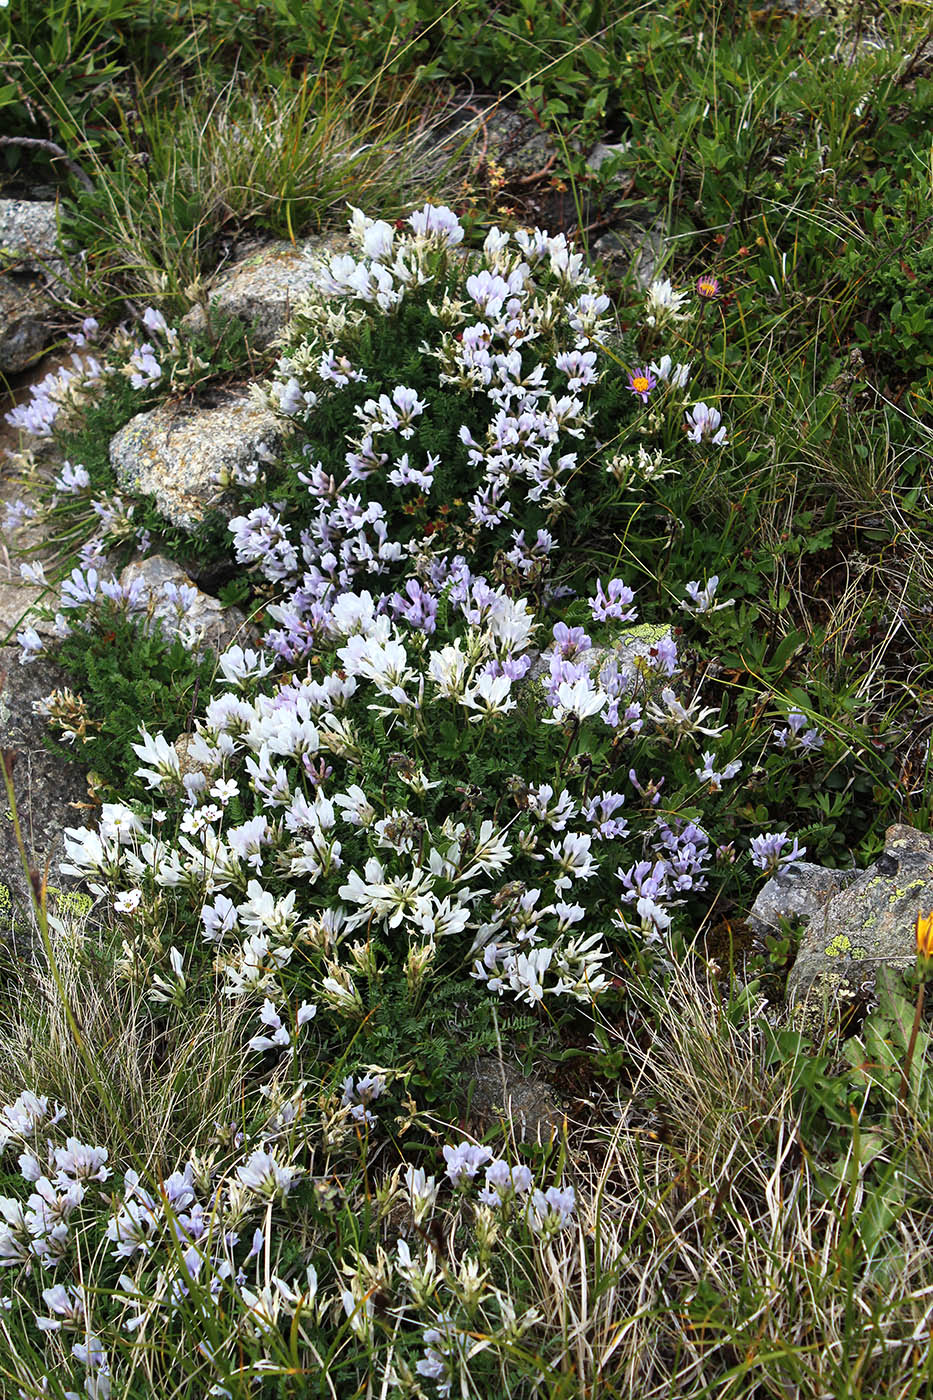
left=463, top=821, right=512, bottom=877
left=695, top=751, right=742, bottom=790
left=408, top=203, right=464, bottom=246
left=404, top=1165, right=438, bottom=1224
left=339, top=860, right=433, bottom=930
left=0, top=1092, right=65, bottom=1147
left=428, top=641, right=470, bottom=699
left=113, top=889, right=142, bottom=914
left=461, top=672, right=515, bottom=721
left=236, top=1148, right=301, bottom=1201
left=149, top=946, right=186, bottom=1004
left=644, top=278, right=689, bottom=327
left=131, top=728, right=181, bottom=790
left=647, top=687, right=727, bottom=740
left=685, top=401, right=728, bottom=445
left=218, top=645, right=275, bottom=687
left=546, top=677, right=608, bottom=724
left=548, top=832, right=598, bottom=891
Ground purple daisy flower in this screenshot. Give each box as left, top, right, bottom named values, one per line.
left=626, top=367, right=657, bottom=403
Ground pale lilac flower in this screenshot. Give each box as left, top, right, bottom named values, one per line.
left=750, top=831, right=807, bottom=873
left=236, top=1148, right=300, bottom=1201
left=35, top=1282, right=87, bottom=1331
left=589, top=577, right=637, bottom=623
left=582, top=792, right=628, bottom=840
left=773, top=710, right=824, bottom=752
left=127, top=342, right=162, bottom=389
left=443, top=1141, right=493, bottom=1184
left=478, top=1158, right=534, bottom=1205
left=2, top=498, right=36, bottom=530
left=0, top=1092, right=66, bottom=1145
left=16, top=626, right=43, bottom=663
left=646, top=634, right=678, bottom=677
left=695, top=752, right=742, bottom=791
left=53, top=1140, right=110, bottom=1186
left=466, top=270, right=512, bottom=318
left=60, top=566, right=100, bottom=608
left=528, top=1184, right=576, bottom=1235
left=20, top=560, right=48, bottom=586
left=683, top=575, right=733, bottom=614
left=649, top=354, right=692, bottom=389
left=341, top=1072, right=386, bottom=1126
left=408, top=203, right=464, bottom=246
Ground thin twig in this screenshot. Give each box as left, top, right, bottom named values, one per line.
left=0, top=135, right=94, bottom=194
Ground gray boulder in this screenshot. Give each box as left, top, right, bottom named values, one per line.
left=786, top=824, right=933, bottom=1015
left=0, top=277, right=58, bottom=374
left=468, top=1055, right=563, bottom=1143
left=586, top=141, right=630, bottom=175
left=110, top=386, right=284, bottom=530
left=0, top=649, right=87, bottom=936
left=593, top=215, right=667, bottom=291
left=431, top=98, right=560, bottom=184
left=748, top=861, right=856, bottom=939
left=0, top=199, right=65, bottom=276
left=0, top=199, right=67, bottom=373
left=118, top=554, right=252, bottom=655
left=180, top=233, right=348, bottom=349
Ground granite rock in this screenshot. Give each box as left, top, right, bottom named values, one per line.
left=110, top=387, right=284, bottom=530
left=0, top=199, right=65, bottom=275
left=119, top=554, right=251, bottom=655
left=0, top=275, right=58, bottom=374
left=594, top=215, right=667, bottom=291
left=586, top=141, right=631, bottom=175
left=0, top=649, right=87, bottom=930
left=748, top=861, right=856, bottom=938
left=786, top=824, right=933, bottom=1013
left=431, top=98, right=559, bottom=183
left=468, top=1056, right=563, bottom=1143
left=0, top=199, right=68, bottom=373
left=180, top=233, right=348, bottom=349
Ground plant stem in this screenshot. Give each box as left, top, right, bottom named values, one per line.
left=899, top=980, right=926, bottom=1107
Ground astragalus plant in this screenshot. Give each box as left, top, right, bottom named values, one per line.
left=0, top=206, right=861, bottom=1400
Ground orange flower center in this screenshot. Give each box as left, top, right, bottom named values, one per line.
left=632, top=376, right=649, bottom=392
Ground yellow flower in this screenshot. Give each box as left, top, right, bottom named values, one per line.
left=915, top=909, right=933, bottom=960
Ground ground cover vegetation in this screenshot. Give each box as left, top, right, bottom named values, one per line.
left=2, top=1, right=933, bottom=1396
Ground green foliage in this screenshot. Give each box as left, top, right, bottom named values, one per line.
left=844, top=191, right=933, bottom=406
left=263, top=0, right=622, bottom=140
left=48, top=602, right=216, bottom=794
